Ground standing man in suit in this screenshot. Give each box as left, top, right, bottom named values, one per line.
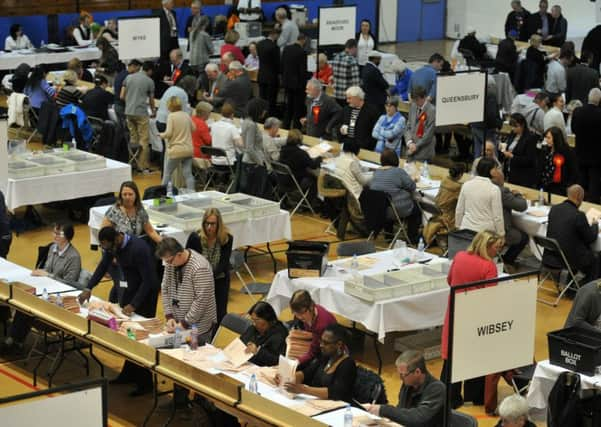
left=546, top=5, right=567, bottom=47
left=301, top=78, right=341, bottom=139
left=215, top=61, right=252, bottom=116
left=336, top=86, right=380, bottom=151
left=404, top=86, right=436, bottom=162
left=361, top=51, right=389, bottom=113
left=257, top=29, right=280, bottom=117
left=159, top=0, right=180, bottom=62
left=566, top=52, right=600, bottom=105
left=544, top=184, right=600, bottom=283
left=185, top=0, right=202, bottom=52
left=526, top=0, right=551, bottom=40
left=572, top=88, right=601, bottom=203
left=281, top=33, right=308, bottom=129
left=164, top=49, right=191, bottom=87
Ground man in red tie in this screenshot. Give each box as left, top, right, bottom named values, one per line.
left=404, top=86, right=436, bottom=162
left=163, top=49, right=190, bottom=87
left=301, top=78, right=341, bottom=139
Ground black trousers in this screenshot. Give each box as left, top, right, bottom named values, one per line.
left=503, top=229, right=529, bottom=265
left=259, top=83, right=279, bottom=117
left=284, top=88, right=306, bottom=130
left=214, top=276, right=230, bottom=327
left=580, top=165, right=601, bottom=204
left=441, top=359, right=485, bottom=406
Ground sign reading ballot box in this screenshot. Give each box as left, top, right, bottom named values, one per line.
left=118, top=17, right=160, bottom=60
left=451, top=278, right=537, bottom=382
left=318, top=6, right=356, bottom=46
left=435, top=72, right=486, bottom=127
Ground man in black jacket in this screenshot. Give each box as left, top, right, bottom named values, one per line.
left=566, top=52, right=600, bottom=105
left=158, top=0, right=180, bottom=61
left=281, top=33, right=308, bottom=129
left=257, top=29, right=280, bottom=116
left=572, top=88, right=601, bottom=203
left=79, top=226, right=159, bottom=396
left=301, top=78, right=341, bottom=139
left=335, top=86, right=380, bottom=151
left=360, top=51, right=389, bottom=112
left=458, top=28, right=489, bottom=62
left=365, top=350, right=445, bottom=427
left=504, top=0, right=530, bottom=41
left=526, top=0, right=551, bottom=40
left=546, top=5, right=567, bottom=47
left=544, top=185, right=600, bottom=283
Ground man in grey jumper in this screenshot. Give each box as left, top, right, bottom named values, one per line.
left=365, top=350, right=445, bottom=427
left=565, top=280, right=601, bottom=331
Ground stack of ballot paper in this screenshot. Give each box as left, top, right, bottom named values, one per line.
left=222, top=337, right=253, bottom=369
left=586, top=208, right=601, bottom=225
left=277, top=355, right=298, bottom=397
left=304, top=142, right=332, bottom=159
left=286, top=329, right=312, bottom=360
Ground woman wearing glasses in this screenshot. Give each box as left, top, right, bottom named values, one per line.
left=240, top=301, right=288, bottom=366
left=186, top=208, right=233, bottom=325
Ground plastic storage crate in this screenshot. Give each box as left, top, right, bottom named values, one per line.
left=147, top=202, right=205, bottom=231
left=53, top=149, right=107, bottom=171
left=221, top=193, right=280, bottom=218
left=8, top=160, right=46, bottom=179
left=26, top=154, right=76, bottom=175
left=344, top=262, right=450, bottom=302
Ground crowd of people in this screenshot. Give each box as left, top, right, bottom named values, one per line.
left=5, top=0, right=601, bottom=425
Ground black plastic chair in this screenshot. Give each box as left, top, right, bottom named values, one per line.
left=201, top=146, right=236, bottom=193
left=271, top=161, right=315, bottom=216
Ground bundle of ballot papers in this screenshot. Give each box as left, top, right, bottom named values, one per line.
left=286, top=328, right=312, bottom=360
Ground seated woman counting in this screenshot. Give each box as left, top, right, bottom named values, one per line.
left=276, top=324, right=357, bottom=403
left=240, top=301, right=289, bottom=366
left=186, top=208, right=233, bottom=326
left=369, top=149, right=421, bottom=244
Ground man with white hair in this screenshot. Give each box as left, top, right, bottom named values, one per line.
left=336, top=86, right=380, bottom=150
left=215, top=61, right=252, bottom=116
left=220, top=51, right=235, bottom=73
left=495, top=394, right=536, bottom=427
left=200, top=63, right=226, bottom=103
left=390, top=59, right=413, bottom=101
left=164, top=48, right=191, bottom=87
left=301, top=78, right=341, bottom=139
left=546, top=4, right=567, bottom=47
left=158, top=0, right=179, bottom=60
left=572, top=88, right=601, bottom=202
left=275, top=7, right=299, bottom=50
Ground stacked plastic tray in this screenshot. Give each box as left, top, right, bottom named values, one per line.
left=344, top=261, right=450, bottom=302
left=26, top=154, right=76, bottom=175
left=53, top=149, right=107, bottom=171
left=7, top=159, right=45, bottom=179
left=220, top=193, right=280, bottom=218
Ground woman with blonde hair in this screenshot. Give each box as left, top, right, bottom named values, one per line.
left=55, top=70, right=84, bottom=107
left=185, top=208, right=233, bottom=324
left=441, top=229, right=504, bottom=409
left=159, top=96, right=196, bottom=191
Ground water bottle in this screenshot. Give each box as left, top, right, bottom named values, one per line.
left=248, top=373, right=258, bottom=393
left=350, top=254, right=359, bottom=281
left=417, top=237, right=425, bottom=258
left=189, top=324, right=199, bottom=350
left=40, top=40, right=45, bottom=48
left=55, top=293, right=63, bottom=307
left=538, top=188, right=545, bottom=206
left=127, top=327, right=136, bottom=340
left=173, top=326, right=182, bottom=349
left=42, top=288, right=49, bottom=301
left=343, top=404, right=353, bottom=427
left=71, top=137, right=77, bottom=150
left=421, top=161, right=430, bottom=180
left=166, top=181, right=173, bottom=198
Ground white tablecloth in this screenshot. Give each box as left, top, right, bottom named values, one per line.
left=265, top=250, right=449, bottom=342
left=0, top=258, right=75, bottom=295
left=88, top=191, right=292, bottom=248
left=6, top=158, right=131, bottom=211
left=527, top=360, right=601, bottom=410
left=0, top=46, right=101, bottom=71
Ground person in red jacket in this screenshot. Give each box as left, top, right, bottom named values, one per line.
left=220, top=30, right=245, bottom=72
left=289, top=289, right=337, bottom=367
left=441, top=230, right=504, bottom=409
left=191, top=101, right=213, bottom=172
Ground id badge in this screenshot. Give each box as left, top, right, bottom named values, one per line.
left=120, top=281, right=128, bottom=288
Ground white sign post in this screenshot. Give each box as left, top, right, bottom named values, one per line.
left=118, top=17, right=161, bottom=60
left=451, top=278, right=537, bottom=382
left=435, top=72, right=486, bottom=127
left=318, top=6, right=357, bottom=46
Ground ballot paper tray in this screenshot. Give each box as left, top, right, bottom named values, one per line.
left=147, top=202, right=205, bottom=231
left=53, top=149, right=107, bottom=171
left=8, top=160, right=45, bottom=179
left=26, top=154, right=76, bottom=175
left=344, top=262, right=449, bottom=302
left=221, top=193, right=280, bottom=218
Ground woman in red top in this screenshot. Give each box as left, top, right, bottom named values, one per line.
left=220, top=30, right=245, bottom=72
left=441, top=230, right=503, bottom=409
left=313, top=53, right=333, bottom=85
left=191, top=101, right=213, bottom=172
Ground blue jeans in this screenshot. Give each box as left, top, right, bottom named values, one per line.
left=162, top=157, right=195, bottom=191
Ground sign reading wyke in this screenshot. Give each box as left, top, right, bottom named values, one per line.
left=118, top=17, right=161, bottom=60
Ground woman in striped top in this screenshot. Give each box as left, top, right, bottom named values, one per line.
left=55, top=70, right=84, bottom=107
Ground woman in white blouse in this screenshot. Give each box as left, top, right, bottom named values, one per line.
left=355, top=19, right=377, bottom=67
left=4, top=24, right=33, bottom=51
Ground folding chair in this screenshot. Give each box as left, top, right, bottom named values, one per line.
left=336, top=240, right=376, bottom=257
left=230, top=250, right=268, bottom=299
left=26, top=106, right=40, bottom=144
left=201, top=146, right=236, bottom=193
left=511, top=363, right=537, bottom=395
left=360, top=188, right=409, bottom=248
left=271, top=161, right=315, bottom=216
left=317, top=172, right=346, bottom=235
left=211, top=312, right=252, bottom=349
left=532, top=235, right=583, bottom=307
